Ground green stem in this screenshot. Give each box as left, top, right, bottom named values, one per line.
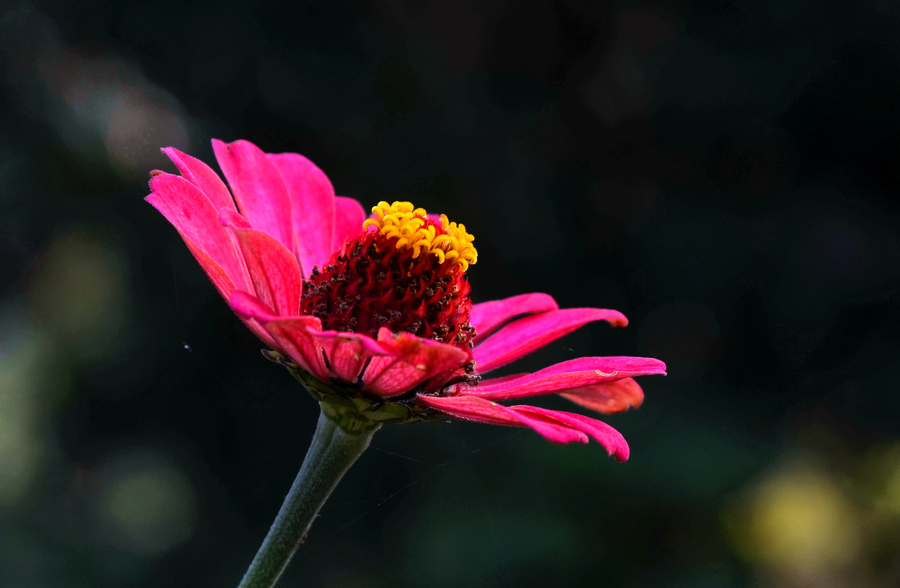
left=237, top=409, right=379, bottom=588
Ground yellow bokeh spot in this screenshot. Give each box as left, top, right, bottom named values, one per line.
left=362, top=201, right=477, bottom=271
left=725, top=460, right=861, bottom=577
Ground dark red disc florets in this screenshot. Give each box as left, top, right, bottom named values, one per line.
left=300, top=228, right=477, bottom=357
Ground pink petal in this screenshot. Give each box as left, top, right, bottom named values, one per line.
left=308, top=330, right=390, bottom=384
left=221, top=211, right=303, bottom=318
left=416, top=394, right=588, bottom=444
left=333, top=196, right=366, bottom=252
left=263, top=318, right=330, bottom=382
left=181, top=238, right=235, bottom=303
left=473, top=308, right=629, bottom=373
left=470, top=293, right=559, bottom=344
left=162, top=147, right=236, bottom=213
left=472, top=356, right=666, bottom=401
left=223, top=290, right=283, bottom=353
left=212, top=139, right=295, bottom=256
left=147, top=173, right=249, bottom=291
left=512, top=406, right=630, bottom=461
left=268, top=152, right=336, bottom=276
left=361, top=329, right=469, bottom=398
left=230, top=291, right=330, bottom=381
left=229, top=290, right=278, bottom=320
left=219, top=208, right=252, bottom=230
left=560, top=377, right=645, bottom=414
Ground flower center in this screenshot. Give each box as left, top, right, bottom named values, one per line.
left=300, top=201, right=477, bottom=355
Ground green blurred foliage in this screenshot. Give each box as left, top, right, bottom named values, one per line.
left=1, top=0, right=899, bottom=586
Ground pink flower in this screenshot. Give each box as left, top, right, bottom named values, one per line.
left=147, top=139, right=665, bottom=461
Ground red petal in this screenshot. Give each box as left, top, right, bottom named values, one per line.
left=268, top=152, right=336, bottom=276
left=212, top=139, right=295, bottom=255
left=308, top=330, right=390, bottom=383
left=560, top=377, right=646, bottom=414
left=473, top=356, right=666, bottom=401
left=470, top=293, right=558, bottom=344
left=231, top=291, right=331, bottom=382
left=221, top=211, right=303, bottom=318
left=162, top=146, right=236, bottom=213
left=333, top=196, right=366, bottom=252
left=361, top=329, right=468, bottom=398
left=473, top=308, right=629, bottom=373
left=416, top=395, right=588, bottom=444
left=512, top=407, right=630, bottom=461
left=147, top=173, right=250, bottom=291
left=263, top=318, right=331, bottom=382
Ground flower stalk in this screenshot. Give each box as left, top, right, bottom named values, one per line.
left=237, top=409, right=379, bottom=588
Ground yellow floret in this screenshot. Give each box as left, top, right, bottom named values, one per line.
left=362, top=201, right=477, bottom=271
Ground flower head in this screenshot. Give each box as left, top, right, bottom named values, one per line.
left=147, top=139, right=665, bottom=460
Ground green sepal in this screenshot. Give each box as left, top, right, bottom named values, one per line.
left=263, top=349, right=445, bottom=434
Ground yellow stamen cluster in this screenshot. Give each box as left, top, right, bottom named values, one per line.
left=362, top=201, right=478, bottom=271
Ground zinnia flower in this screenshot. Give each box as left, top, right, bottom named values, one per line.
left=147, top=139, right=665, bottom=461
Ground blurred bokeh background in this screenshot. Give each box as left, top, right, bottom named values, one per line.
left=1, top=1, right=899, bottom=586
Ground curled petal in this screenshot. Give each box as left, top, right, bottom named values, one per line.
left=560, top=377, right=645, bottom=414
left=416, top=395, right=588, bottom=444
left=268, top=152, right=336, bottom=276
left=473, top=356, right=666, bottom=402
left=147, top=173, right=249, bottom=291
left=512, top=406, right=630, bottom=461
left=470, top=293, right=558, bottom=344
left=308, top=330, right=390, bottom=383
left=229, top=289, right=278, bottom=321
left=473, top=308, right=629, bottom=373
left=333, top=197, right=366, bottom=252
left=262, top=318, right=330, bottom=382
left=230, top=291, right=329, bottom=380
left=361, top=329, right=469, bottom=398
left=219, top=208, right=252, bottom=230
left=221, top=211, right=303, bottom=317
left=162, top=147, right=236, bottom=213
left=213, top=139, right=295, bottom=254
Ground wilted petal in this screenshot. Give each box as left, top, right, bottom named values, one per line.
left=473, top=356, right=666, bottom=401
left=473, top=308, right=629, bottom=373
left=470, top=293, right=558, bottom=344
left=162, top=146, right=236, bottom=213
left=221, top=210, right=303, bottom=317
left=512, top=406, right=629, bottom=461
left=147, top=173, right=249, bottom=290
left=361, top=329, right=468, bottom=398
left=560, top=377, right=645, bottom=414
left=309, top=330, right=390, bottom=383
left=416, top=395, right=588, bottom=444
left=213, top=139, right=295, bottom=254
left=333, top=196, right=366, bottom=252
left=268, top=152, right=336, bottom=276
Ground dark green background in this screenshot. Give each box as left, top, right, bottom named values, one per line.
left=1, top=1, right=898, bottom=586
